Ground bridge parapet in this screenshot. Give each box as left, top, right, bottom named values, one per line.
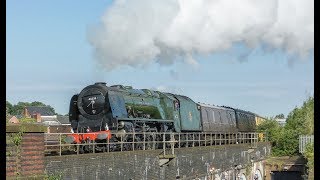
left=6, top=124, right=47, bottom=179
left=45, top=141, right=271, bottom=179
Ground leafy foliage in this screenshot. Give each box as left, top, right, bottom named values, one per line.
left=257, top=118, right=280, bottom=142
left=257, top=95, right=314, bottom=156
left=19, top=117, right=37, bottom=123
left=6, top=101, right=57, bottom=115
left=303, top=142, right=314, bottom=179
left=44, top=172, right=63, bottom=180
left=10, top=126, right=26, bottom=146
left=11, top=131, right=24, bottom=146
left=286, top=96, right=314, bottom=135
left=271, top=128, right=299, bottom=156
left=275, top=114, right=285, bottom=119
left=303, top=142, right=314, bottom=168
left=6, top=101, right=13, bottom=114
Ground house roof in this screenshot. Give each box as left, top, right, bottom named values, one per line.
left=26, top=106, right=55, bottom=116
left=9, top=116, right=19, bottom=123
left=56, top=115, right=70, bottom=124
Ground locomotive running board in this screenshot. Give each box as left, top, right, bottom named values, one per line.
left=117, top=118, right=174, bottom=123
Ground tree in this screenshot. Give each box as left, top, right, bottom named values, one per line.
left=275, top=114, right=285, bottom=119
left=257, top=118, right=281, bottom=143
left=46, top=105, right=57, bottom=115
left=9, top=102, right=29, bottom=115
left=286, top=96, right=314, bottom=135
left=6, top=101, right=13, bottom=115
left=271, top=128, right=299, bottom=156
left=6, top=101, right=13, bottom=122
left=19, top=117, right=37, bottom=123
left=303, top=142, right=314, bottom=178
left=257, top=95, right=314, bottom=156
left=6, top=101, right=57, bottom=115
left=258, top=119, right=300, bottom=156
left=30, top=101, right=47, bottom=106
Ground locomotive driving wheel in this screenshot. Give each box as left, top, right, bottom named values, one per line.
left=133, top=136, right=143, bottom=150
left=144, top=133, right=158, bottom=150
left=79, top=139, right=95, bottom=153
left=108, top=135, right=118, bottom=152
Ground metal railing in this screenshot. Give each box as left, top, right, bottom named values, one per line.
left=299, top=135, right=314, bottom=153
left=44, top=132, right=266, bottom=156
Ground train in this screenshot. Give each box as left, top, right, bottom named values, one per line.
left=66, top=82, right=266, bottom=150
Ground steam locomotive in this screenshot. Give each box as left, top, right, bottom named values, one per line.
left=67, top=82, right=265, bottom=148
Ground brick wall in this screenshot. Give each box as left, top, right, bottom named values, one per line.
left=6, top=124, right=46, bottom=178
left=20, top=133, right=45, bottom=175
left=6, top=135, right=18, bottom=177
left=45, top=142, right=271, bottom=179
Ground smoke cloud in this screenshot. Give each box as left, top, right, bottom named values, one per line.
left=88, top=0, right=313, bottom=70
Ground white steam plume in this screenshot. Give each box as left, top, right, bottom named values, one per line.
left=88, top=0, right=314, bottom=70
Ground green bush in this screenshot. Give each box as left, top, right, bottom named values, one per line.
left=257, top=119, right=280, bottom=142
left=271, top=128, right=298, bottom=156
left=19, top=117, right=37, bottom=123
left=44, top=172, right=63, bottom=180
left=304, top=142, right=314, bottom=169
left=257, top=96, right=313, bottom=157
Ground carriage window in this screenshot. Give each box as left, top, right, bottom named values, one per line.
left=207, top=109, right=214, bottom=123
left=230, top=113, right=235, bottom=125
left=212, top=110, right=215, bottom=122
left=227, top=112, right=231, bottom=124
left=202, top=108, right=208, bottom=122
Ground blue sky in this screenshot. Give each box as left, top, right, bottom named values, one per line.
left=6, top=0, right=314, bottom=117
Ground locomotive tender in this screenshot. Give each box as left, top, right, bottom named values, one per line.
left=69, top=82, right=259, bottom=136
